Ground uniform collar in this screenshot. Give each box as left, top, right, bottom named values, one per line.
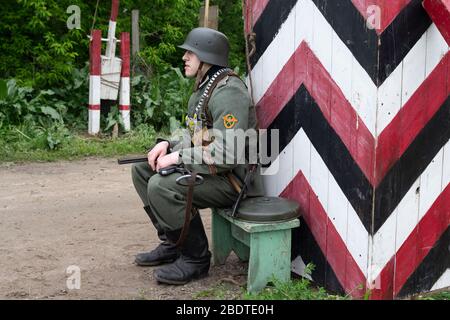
left=198, top=65, right=223, bottom=89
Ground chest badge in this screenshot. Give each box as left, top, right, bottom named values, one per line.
left=223, top=114, right=238, bottom=129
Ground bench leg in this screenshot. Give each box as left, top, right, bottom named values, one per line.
left=233, top=239, right=250, bottom=262
left=212, top=211, right=233, bottom=265
left=247, top=229, right=292, bottom=294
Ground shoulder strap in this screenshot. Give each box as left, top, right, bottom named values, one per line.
left=202, top=70, right=240, bottom=128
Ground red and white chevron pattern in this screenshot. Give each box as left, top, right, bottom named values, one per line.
left=247, top=0, right=450, bottom=299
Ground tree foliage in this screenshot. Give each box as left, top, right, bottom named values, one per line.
left=0, top=0, right=245, bottom=88
left=0, top=0, right=87, bottom=87
left=212, top=0, right=246, bottom=72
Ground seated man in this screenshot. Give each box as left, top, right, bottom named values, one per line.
left=131, top=27, right=264, bottom=285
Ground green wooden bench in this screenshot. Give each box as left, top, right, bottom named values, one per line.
left=211, top=197, right=300, bottom=294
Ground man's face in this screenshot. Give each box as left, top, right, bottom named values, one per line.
left=182, top=51, right=201, bottom=78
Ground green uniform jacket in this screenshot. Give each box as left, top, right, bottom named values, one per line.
left=167, top=73, right=265, bottom=197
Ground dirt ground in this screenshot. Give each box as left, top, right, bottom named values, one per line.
left=0, top=158, right=247, bottom=300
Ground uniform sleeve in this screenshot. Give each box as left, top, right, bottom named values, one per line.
left=154, top=138, right=180, bottom=150
left=155, top=116, right=198, bottom=154
left=179, top=79, right=250, bottom=174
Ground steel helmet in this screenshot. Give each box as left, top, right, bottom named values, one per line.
left=178, top=27, right=230, bottom=67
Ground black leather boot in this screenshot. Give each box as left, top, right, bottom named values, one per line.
left=135, top=206, right=179, bottom=266
left=154, top=213, right=211, bottom=285
left=144, top=205, right=166, bottom=241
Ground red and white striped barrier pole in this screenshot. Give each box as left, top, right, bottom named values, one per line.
left=423, top=0, right=450, bottom=46
left=119, top=32, right=131, bottom=131
left=100, top=0, right=121, bottom=102
left=106, top=0, right=119, bottom=58
left=89, top=29, right=102, bottom=135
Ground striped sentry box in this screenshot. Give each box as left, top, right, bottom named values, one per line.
left=423, top=0, right=450, bottom=46
left=248, top=0, right=450, bottom=299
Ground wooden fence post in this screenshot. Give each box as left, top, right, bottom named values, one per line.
left=131, top=10, right=140, bottom=56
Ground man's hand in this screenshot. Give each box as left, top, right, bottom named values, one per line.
left=148, top=141, right=170, bottom=171
left=156, top=151, right=180, bottom=172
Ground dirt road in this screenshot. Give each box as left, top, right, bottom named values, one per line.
left=0, top=158, right=246, bottom=300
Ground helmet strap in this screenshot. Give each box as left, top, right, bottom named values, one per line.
left=194, top=62, right=205, bottom=90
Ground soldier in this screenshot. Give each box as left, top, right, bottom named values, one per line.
left=131, top=27, right=264, bottom=285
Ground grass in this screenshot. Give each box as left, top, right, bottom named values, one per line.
left=243, top=277, right=349, bottom=300
left=193, top=279, right=450, bottom=301
left=413, top=289, right=450, bottom=300
left=0, top=124, right=158, bottom=163
left=241, top=263, right=349, bottom=300
left=193, top=263, right=349, bottom=300
left=193, top=278, right=348, bottom=300
left=192, top=263, right=448, bottom=301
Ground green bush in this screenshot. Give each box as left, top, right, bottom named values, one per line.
left=0, top=0, right=247, bottom=161
left=0, top=63, right=192, bottom=145
left=0, top=65, right=89, bottom=130
left=0, top=123, right=156, bottom=162
left=131, top=66, right=194, bottom=132
left=0, top=64, right=193, bottom=158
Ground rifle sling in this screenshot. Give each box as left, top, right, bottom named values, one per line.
left=175, top=172, right=197, bottom=247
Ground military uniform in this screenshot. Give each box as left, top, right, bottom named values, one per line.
left=132, top=67, right=264, bottom=230
left=130, top=27, right=264, bottom=285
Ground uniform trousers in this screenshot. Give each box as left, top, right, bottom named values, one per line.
left=131, top=162, right=238, bottom=231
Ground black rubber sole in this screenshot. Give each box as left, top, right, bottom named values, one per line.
left=135, top=258, right=177, bottom=267
left=154, top=271, right=209, bottom=285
